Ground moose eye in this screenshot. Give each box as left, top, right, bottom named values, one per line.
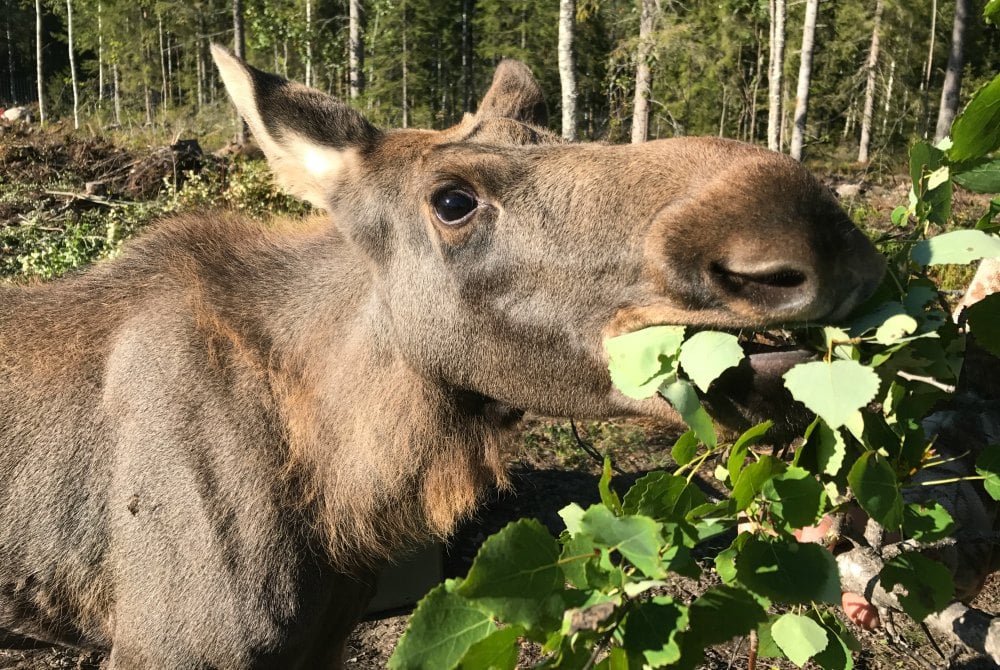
left=431, top=189, right=478, bottom=225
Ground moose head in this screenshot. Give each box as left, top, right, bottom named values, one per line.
left=213, top=47, right=884, bottom=423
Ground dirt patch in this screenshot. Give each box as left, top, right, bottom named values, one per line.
left=0, top=125, right=225, bottom=208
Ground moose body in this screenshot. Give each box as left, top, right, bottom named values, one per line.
left=0, top=48, right=884, bottom=668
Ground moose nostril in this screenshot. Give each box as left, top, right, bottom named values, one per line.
left=711, top=262, right=807, bottom=290
left=710, top=261, right=811, bottom=310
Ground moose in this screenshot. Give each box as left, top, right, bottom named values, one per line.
left=0, top=47, right=885, bottom=668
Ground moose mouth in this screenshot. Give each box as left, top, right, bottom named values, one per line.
left=614, top=323, right=821, bottom=444
left=698, top=337, right=820, bottom=444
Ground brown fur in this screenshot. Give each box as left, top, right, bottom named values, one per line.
left=0, top=49, right=885, bottom=668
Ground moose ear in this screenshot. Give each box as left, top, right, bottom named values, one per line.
left=211, top=44, right=381, bottom=209
left=475, top=59, right=548, bottom=127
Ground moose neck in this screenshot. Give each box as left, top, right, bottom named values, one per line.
left=202, top=215, right=516, bottom=568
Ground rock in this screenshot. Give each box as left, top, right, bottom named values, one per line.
left=835, top=182, right=863, bottom=199
left=1, top=106, right=32, bottom=123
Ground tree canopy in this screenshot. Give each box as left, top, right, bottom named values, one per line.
left=2, top=0, right=999, bottom=159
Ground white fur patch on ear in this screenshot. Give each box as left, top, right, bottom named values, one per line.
left=295, top=138, right=346, bottom=183
left=277, top=134, right=355, bottom=209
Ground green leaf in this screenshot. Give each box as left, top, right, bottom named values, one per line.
left=621, top=471, right=706, bottom=521
left=849, top=301, right=907, bottom=338
left=823, top=326, right=857, bottom=361
left=880, top=553, right=954, bottom=621
left=927, top=165, right=950, bottom=191
left=953, top=157, right=1000, bottom=194
left=660, top=379, right=717, bottom=449
left=732, top=455, right=786, bottom=511
left=728, top=421, right=773, bottom=484
left=763, top=466, right=826, bottom=529
left=457, top=626, right=524, bottom=670
left=457, top=520, right=564, bottom=630
left=735, top=536, right=841, bottom=604
left=987, top=0, right=1000, bottom=23
left=909, top=141, right=952, bottom=225
left=559, top=503, right=586, bottom=535
left=580, top=505, right=665, bottom=578
left=783, top=360, right=881, bottom=429
left=976, top=197, right=1000, bottom=232
left=715, top=545, right=739, bottom=584
left=755, top=617, right=787, bottom=659
left=911, top=230, right=1000, bottom=266
left=599, top=457, right=622, bottom=515
left=605, top=326, right=685, bottom=399
left=811, top=420, right=847, bottom=478
left=949, top=74, right=1000, bottom=163
left=686, top=586, right=767, bottom=647
left=813, top=627, right=855, bottom=670
left=771, top=613, right=829, bottom=667
left=847, top=452, right=903, bottom=530
left=559, top=531, right=600, bottom=590
left=967, top=294, right=1000, bottom=358
left=596, top=647, right=629, bottom=670
left=891, top=206, right=909, bottom=226
left=671, top=430, right=699, bottom=467
left=903, top=502, right=955, bottom=543
left=678, top=331, right=745, bottom=392
left=975, top=445, right=1000, bottom=501
left=813, top=613, right=860, bottom=670
left=903, top=280, right=941, bottom=315
left=389, top=584, right=495, bottom=670
left=875, top=314, right=918, bottom=345
left=621, top=597, right=689, bottom=667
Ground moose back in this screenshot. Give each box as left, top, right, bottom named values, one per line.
left=0, top=47, right=884, bottom=668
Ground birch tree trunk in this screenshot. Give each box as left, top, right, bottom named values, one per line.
left=97, top=2, right=104, bottom=103
left=6, top=1, right=15, bottom=103
left=558, top=0, right=577, bottom=140
left=767, top=0, right=785, bottom=152
left=197, top=20, right=206, bottom=110
left=934, top=0, right=971, bottom=142
left=881, top=57, right=895, bottom=136
left=349, top=0, right=363, bottom=100
left=66, top=0, right=79, bottom=129
left=35, top=0, right=45, bottom=124
left=749, top=29, right=763, bottom=141
left=631, top=0, right=657, bottom=144
left=789, top=0, right=818, bottom=161
left=305, top=0, right=312, bottom=88
left=462, top=0, right=473, bottom=112
left=857, top=0, right=883, bottom=164
left=401, top=1, right=408, bottom=128
left=158, top=15, right=168, bottom=110
left=922, top=0, right=937, bottom=137
left=233, top=0, right=246, bottom=144
left=113, top=62, right=121, bottom=125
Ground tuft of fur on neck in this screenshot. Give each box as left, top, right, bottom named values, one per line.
left=277, top=343, right=515, bottom=572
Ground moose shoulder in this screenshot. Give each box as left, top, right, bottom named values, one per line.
left=0, top=47, right=884, bottom=668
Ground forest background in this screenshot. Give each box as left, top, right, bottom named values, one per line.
left=1, top=0, right=998, bottom=170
